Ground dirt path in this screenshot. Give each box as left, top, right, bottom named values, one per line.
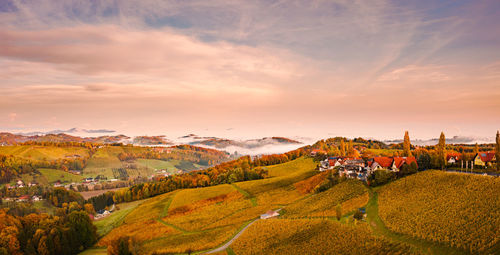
left=203, top=219, right=259, bottom=254
left=365, top=189, right=465, bottom=255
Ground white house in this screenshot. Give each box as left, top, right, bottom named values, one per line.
left=260, top=210, right=280, bottom=219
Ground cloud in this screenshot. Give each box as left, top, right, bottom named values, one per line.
left=8, top=113, right=17, bottom=122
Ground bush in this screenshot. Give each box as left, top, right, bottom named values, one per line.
left=353, top=210, right=363, bottom=220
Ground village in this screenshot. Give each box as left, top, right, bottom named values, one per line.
left=312, top=149, right=497, bottom=181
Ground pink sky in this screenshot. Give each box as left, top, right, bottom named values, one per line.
left=1, top=0, right=499, bottom=140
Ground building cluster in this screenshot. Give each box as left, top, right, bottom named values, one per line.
left=3, top=195, right=42, bottom=203
left=319, top=156, right=418, bottom=181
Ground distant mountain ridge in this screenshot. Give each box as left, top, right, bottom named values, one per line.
left=384, top=135, right=495, bottom=146
left=16, top=127, right=115, bottom=136
left=0, top=131, right=304, bottom=155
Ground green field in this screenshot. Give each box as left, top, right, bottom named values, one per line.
left=94, top=199, right=147, bottom=237
left=38, top=168, right=84, bottom=184
left=135, top=159, right=203, bottom=173
left=83, top=147, right=204, bottom=179
left=83, top=146, right=126, bottom=177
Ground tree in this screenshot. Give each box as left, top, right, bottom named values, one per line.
left=335, top=204, right=342, bottom=220
left=437, top=132, right=446, bottom=170
left=416, top=152, right=431, bottom=171
left=67, top=211, right=97, bottom=252
left=474, top=143, right=479, bottom=155
left=403, top=131, right=412, bottom=157
left=107, top=236, right=137, bottom=255
left=353, top=210, right=364, bottom=220
left=496, top=131, right=500, bottom=171
left=340, top=139, right=346, bottom=157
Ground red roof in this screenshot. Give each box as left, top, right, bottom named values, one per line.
left=373, top=157, right=393, bottom=168
left=311, top=149, right=326, bottom=154
left=446, top=153, right=460, bottom=161
left=393, top=157, right=417, bottom=168
left=405, top=156, right=417, bottom=166
left=477, top=152, right=496, bottom=162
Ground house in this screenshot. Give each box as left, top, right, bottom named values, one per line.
left=17, top=195, right=30, bottom=202
left=392, top=157, right=417, bottom=171
left=310, top=149, right=327, bottom=156
left=371, top=157, right=393, bottom=171
left=260, top=210, right=280, bottom=219
left=474, top=152, right=496, bottom=167
left=446, top=153, right=460, bottom=164
left=32, top=195, right=41, bottom=201
left=16, top=179, right=25, bottom=188
left=345, top=158, right=365, bottom=167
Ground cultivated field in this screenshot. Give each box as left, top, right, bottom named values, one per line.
left=283, top=179, right=369, bottom=218
left=231, top=219, right=419, bottom=255
left=0, top=145, right=90, bottom=161
left=378, top=170, right=500, bottom=253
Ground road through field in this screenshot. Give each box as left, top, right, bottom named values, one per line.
left=204, top=219, right=259, bottom=254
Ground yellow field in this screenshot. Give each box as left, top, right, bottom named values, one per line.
left=168, top=184, right=236, bottom=210
left=95, top=157, right=318, bottom=253
left=283, top=179, right=368, bottom=218
left=378, top=170, right=500, bottom=253
left=231, top=219, right=419, bottom=255
left=264, top=157, right=317, bottom=177
left=0, top=145, right=90, bottom=161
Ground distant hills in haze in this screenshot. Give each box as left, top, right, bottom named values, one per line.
left=0, top=129, right=304, bottom=155
left=1, top=127, right=496, bottom=155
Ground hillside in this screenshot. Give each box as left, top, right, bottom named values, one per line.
left=378, top=171, right=500, bottom=253
left=83, top=159, right=500, bottom=255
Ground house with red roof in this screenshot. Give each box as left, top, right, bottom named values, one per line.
left=370, top=156, right=417, bottom=172
left=310, top=149, right=327, bottom=156
left=370, top=157, right=393, bottom=171
left=474, top=152, right=496, bottom=167
left=446, top=153, right=460, bottom=164
left=392, top=157, right=417, bottom=171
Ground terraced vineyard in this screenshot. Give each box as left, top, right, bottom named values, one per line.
left=87, top=159, right=500, bottom=255
left=94, top=157, right=318, bottom=254
left=378, top=170, right=500, bottom=253
left=283, top=179, right=369, bottom=218
left=231, top=219, right=419, bottom=255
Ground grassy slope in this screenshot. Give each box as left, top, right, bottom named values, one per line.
left=38, top=168, right=84, bottom=184
left=83, top=146, right=125, bottom=177
left=88, top=159, right=499, bottom=255
left=0, top=145, right=89, bottom=161
left=93, top=157, right=317, bottom=254
left=94, top=199, right=147, bottom=237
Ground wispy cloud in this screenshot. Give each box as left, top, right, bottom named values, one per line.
left=0, top=0, right=499, bottom=139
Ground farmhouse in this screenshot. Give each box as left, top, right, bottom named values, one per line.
left=392, top=157, right=417, bottom=171
left=474, top=152, right=496, bottom=167
left=447, top=153, right=461, bottom=164
left=370, top=157, right=393, bottom=171
left=260, top=210, right=280, bottom=219
left=310, top=149, right=327, bottom=156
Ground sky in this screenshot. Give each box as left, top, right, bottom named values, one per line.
left=1, top=0, right=499, bottom=140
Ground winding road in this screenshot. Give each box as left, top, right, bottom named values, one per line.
left=203, top=218, right=259, bottom=254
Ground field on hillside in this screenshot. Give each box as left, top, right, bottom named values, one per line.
left=83, top=147, right=205, bottom=179
left=83, top=146, right=126, bottom=177
left=0, top=145, right=90, bottom=161
left=9, top=168, right=83, bottom=186
left=378, top=170, right=500, bottom=253
left=283, top=179, right=369, bottom=218
left=95, top=157, right=318, bottom=254
left=38, top=168, right=84, bottom=184
left=231, top=219, right=419, bottom=255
